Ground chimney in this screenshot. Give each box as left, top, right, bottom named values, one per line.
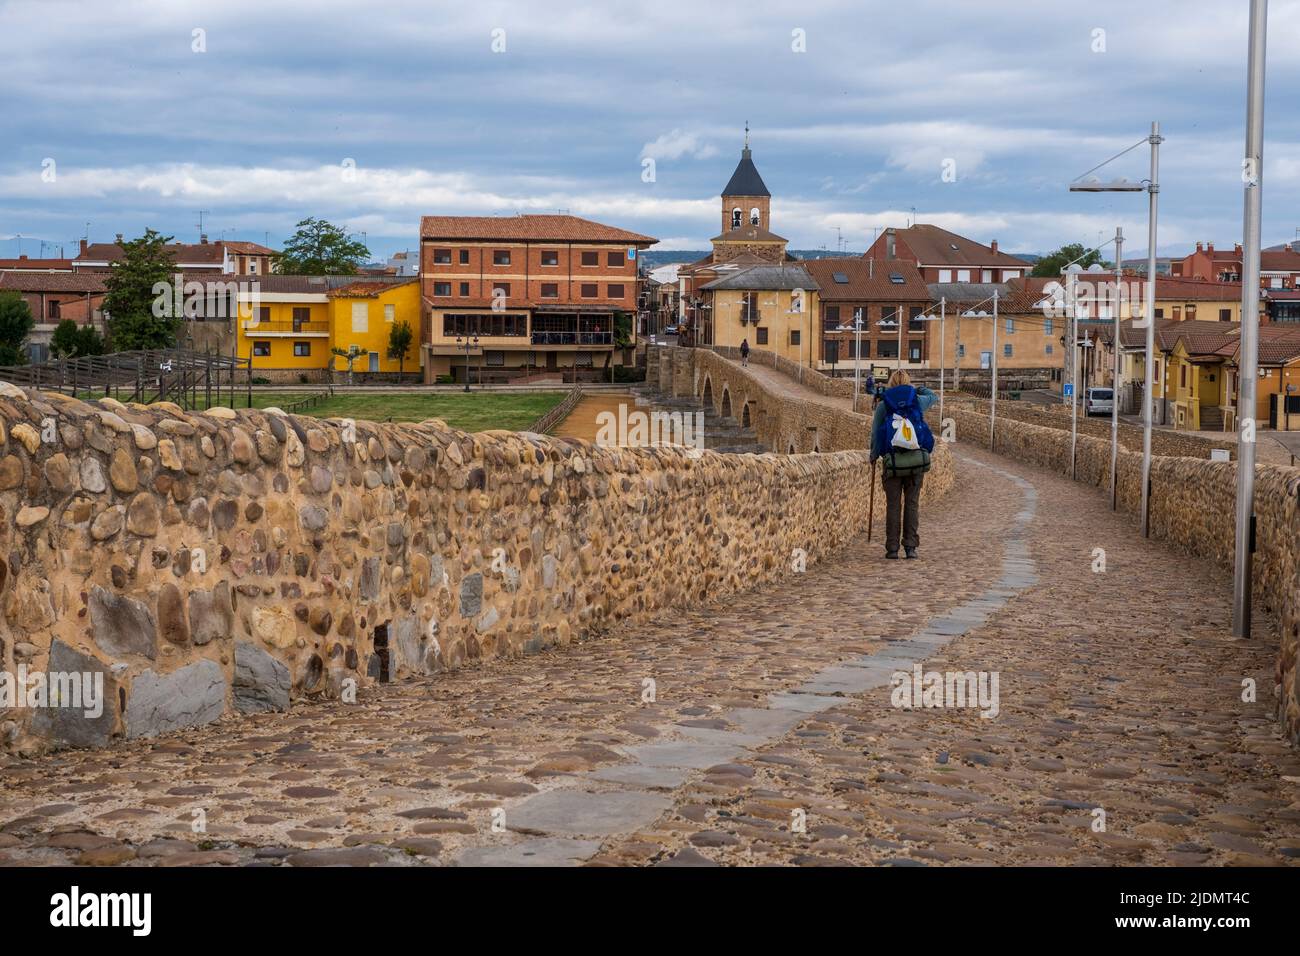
left=1207, top=242, right=1215, bottom=253
left=115, top=233, right=123, bottom=244
left=990, top=239, right=999, bottom=254
left=885, top=230, right=895, bottom=259
left=200, top=234, right=208, bottom=244
left=1195, top=241, right=1203, bottom=252
left=18, top=254, right=27, bottom=261
left=1234, top=242, right=1243, bottom=256
left=79, top=238, right=87, bottom=255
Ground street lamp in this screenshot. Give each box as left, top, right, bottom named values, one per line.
left=916, top=297, right=946, bottom=426
left=836, top=308, right=867, bottom=413
left=961, top=290, right=999, bottom=449
left=1233, top=0, right=1268, bottom=639
left=455, top=333, right=480, bottom=392
left=876, top=316, right=900, bottom=371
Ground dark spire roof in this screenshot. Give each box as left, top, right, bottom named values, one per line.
left=722, top=146, right=770, bottom=198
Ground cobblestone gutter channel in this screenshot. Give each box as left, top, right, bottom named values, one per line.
left=452, top=449, right=1035, bottom=865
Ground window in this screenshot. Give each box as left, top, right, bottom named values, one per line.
left=49, top=300, right=61, bottom=319
left=756, top=327, right=768, bottom=345
left=607, top=251, right=622, bottom=267
left=982, top=270, right=994, bottom=283
left=1220, top=308, right=1231, bottom=322
left=750, top=207, right=760, bottom=225
left=608, top=284, right=625, bottom=299
left=493, top=282, right=511, bottom=297
left=257, top=305, right=272, bottom=325
left=878, top=340, right=899, bottom=359
left=1272, top=277, right=1284, bottom=289
left=1005, top=318, right=1014, bottom=334
left=1044, top=318, right=1053, bottom=335
left=442, top=313, right=528, bottom=337
left=957, top=343, right=966, bottom=358
left=581, top=251, right=599, bottom=267
left=581, top=283, right=598, bottom=298
left=293, top=341, right=311, bottom=357
left=541, top=250, right=559, bottom=267
left=485, top=350, right=505, bottom=367
left=789, top=330, right=800, bottom=346
left=908, top=306, right=923, bottom=330
left=493, top=250, right=511, bottom=266
left=732, top=208, right=742, bottom=228
left=938, top=269, right=952, bottom=283
left=433, top=248, right=451, bottom=264
left=880, top=306, right=899, bottom=326
left=292, top=306, right=311, bottom=330
left=1180, top=364, right=1186, bottom=387
left=856, top=339, right=871, bottom=358
left=253, top=341, right=271, bottom=357
left=1154, top=308, right=1165, bottom=319
left=1004, top=343, right=1013, bottom=358
left=1003, top=270, right=1021, bottom=280
left=909, top=340, right=923, bottom=362
left=1185, top=305, right=1197, bottom=320
left=351, top=302, right=368, bottom=333
left=541, top=283, right=559, bottom=298
left=957, top=270, right=971, bottom=282
left=825, top=305, right=840, bottom=326
left=459, top=282, right=470, bottom=296
left=249, top=261, right=258, bottom=275
left=459, top=249, right=470, bottom=265
left=384, top=304, right=395, bottom=323
left=1046, top=344, right=1054, bottom=355
left=434, top=282, right=452, bottom=296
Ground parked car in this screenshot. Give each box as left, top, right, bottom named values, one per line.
left=1084, top=387, right=1114, bottom=417
left=662, top=325, right=679, bottom=336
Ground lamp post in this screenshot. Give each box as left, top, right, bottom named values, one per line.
left=960, top=290, right=1000, bottom=449
left=455, top=333, right=479, bottom=392
left=842, top=308, right=866, bottom=413
left=1066, top=264, right=1082, bottom=477
left=1110, top=227, right=1124, bottom=510
left=1070, top=125, right=1162, bottom=535
left=916, top=298, right=946, bottom=425
left=1233, top=0, right=1268, bottom=639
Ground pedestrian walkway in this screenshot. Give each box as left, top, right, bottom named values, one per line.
left=2, top=427, right=1294, bottom=865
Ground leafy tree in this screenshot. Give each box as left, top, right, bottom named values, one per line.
left=50, top=319, right=106, bottom=358
left=0, top=291, right=34, bottom=366
left=103, top=229, right=179, bottom=350
left=1031, top=243, right=1111, bottom=278
left=278, top=218, right=371, bottom=275
left=387, top=320, right=414, bottom=377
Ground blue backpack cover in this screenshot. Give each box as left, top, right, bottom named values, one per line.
left=875, top=384, right=935, bottom=463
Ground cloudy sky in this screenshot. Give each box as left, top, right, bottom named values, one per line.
left=2, top=0, right=1298, bottom=261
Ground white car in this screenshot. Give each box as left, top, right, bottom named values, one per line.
left=1084, top=387, right=1114, bottom=417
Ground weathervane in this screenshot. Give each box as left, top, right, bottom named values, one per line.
left=744, top=121, right=750, bottom=149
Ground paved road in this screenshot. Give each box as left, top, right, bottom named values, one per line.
left=1, top=369, right=1296, bottom=867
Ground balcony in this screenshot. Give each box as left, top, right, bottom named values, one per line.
left=530, top=331, right=613, bottom=346
left=241, top=319, right=330, bottom=336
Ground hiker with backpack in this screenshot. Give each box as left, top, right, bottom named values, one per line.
left=870, top=370, right=937, bottom=560
left=740, top=338, right=750, bottom=366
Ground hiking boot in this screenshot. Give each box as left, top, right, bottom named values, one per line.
left=885, top=550, right=899, bottom=559
left=904, top=548, right=918, bottom=559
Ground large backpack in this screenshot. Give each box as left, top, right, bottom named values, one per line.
left=875, top=384, right=934, bottom=476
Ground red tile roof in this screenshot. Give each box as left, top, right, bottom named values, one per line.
left=327, top=278, right=419, bottom=298
left=0, top=272, right=107, bottom=293
left=872, top=224, right=1032, bottom=268
left=802, top=257, right=929, bottom=301
left=1214, top=325, right=1300, bottom=364
left=0, top=258, right=73, bottom=271
left=420, top=214, right=656, bottom=245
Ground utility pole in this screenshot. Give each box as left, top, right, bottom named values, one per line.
left=1139, top=120, right=1163, bottom=538
left=1232, top=0, right=1268, bottom=639
left=1110, top=226, right=1124, bottom=509
left=991, top=291, right=999, bottom=451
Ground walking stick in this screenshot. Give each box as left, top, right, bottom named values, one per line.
left=867, top=459, right=878, bottom=541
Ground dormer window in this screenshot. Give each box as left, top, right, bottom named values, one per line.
left=732, top=208, right=742, bottom=229
left=750, top=207, right=760, bottom=226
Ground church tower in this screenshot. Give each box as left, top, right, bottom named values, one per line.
left=711, top=124, right=787, bottom=264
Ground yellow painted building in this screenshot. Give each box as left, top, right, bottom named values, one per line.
left=699, top=265, right=821, bottom=368
left=235, top=276, right=421, bottom=380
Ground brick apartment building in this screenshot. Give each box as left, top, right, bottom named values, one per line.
left=864, top=224, right=1033, bottom=283
left=801, top=257, right=932, bottom=371
left=418, top=214, right=656, bottom=384
left=0, top=271, right=107, bottom=363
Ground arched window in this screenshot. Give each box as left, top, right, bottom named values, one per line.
left=731, top=207, right=742, bottom=228
left=750, top=207, right=760, bottom=226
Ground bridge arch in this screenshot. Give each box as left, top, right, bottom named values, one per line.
left=701, top=376, right=715, bottom=413
left=720, top=388, right=733, bottom=420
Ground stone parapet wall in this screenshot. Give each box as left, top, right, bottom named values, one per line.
left=0, top=348, right=951, bottom=754
left=948, top=403, right=1300, bottom=745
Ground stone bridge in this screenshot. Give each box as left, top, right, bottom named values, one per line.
left=0, top=352, right=1296, bottom=868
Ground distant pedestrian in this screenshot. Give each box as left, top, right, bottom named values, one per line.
left=740, top=338, right=750, bottom=366
left=865, top=371, right=876, bottom=400
left=870, top=370, right=937, bottom=560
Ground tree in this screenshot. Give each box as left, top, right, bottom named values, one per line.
left=387, top=320, right=414, bottom=377
left=50, top=319, right=107, bottom=359
left=103, top=229, right=179, bottom=350
left=330, top=345, right=361, bottom=385
left=1031, top=243, right=1110, bottom=278
left=278, top=218, right=371, bottom=275
left=0, top=291, right=34, bottom=366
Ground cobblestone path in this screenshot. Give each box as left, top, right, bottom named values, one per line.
left=1, top=423, right=1295, bottom=866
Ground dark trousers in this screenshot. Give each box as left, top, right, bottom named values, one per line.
left=882, top=472, right=924, bottom=553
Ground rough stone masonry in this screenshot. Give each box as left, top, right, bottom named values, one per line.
left=0, top=375, right=952, bottom=755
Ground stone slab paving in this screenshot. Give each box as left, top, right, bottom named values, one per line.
left=1, top=434, right=1296, bottom=866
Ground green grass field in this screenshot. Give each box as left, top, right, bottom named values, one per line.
left=239, top=392, right=564, bottom=431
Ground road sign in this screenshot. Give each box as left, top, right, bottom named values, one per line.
left=1063, top=383, right=1074, bottom=398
